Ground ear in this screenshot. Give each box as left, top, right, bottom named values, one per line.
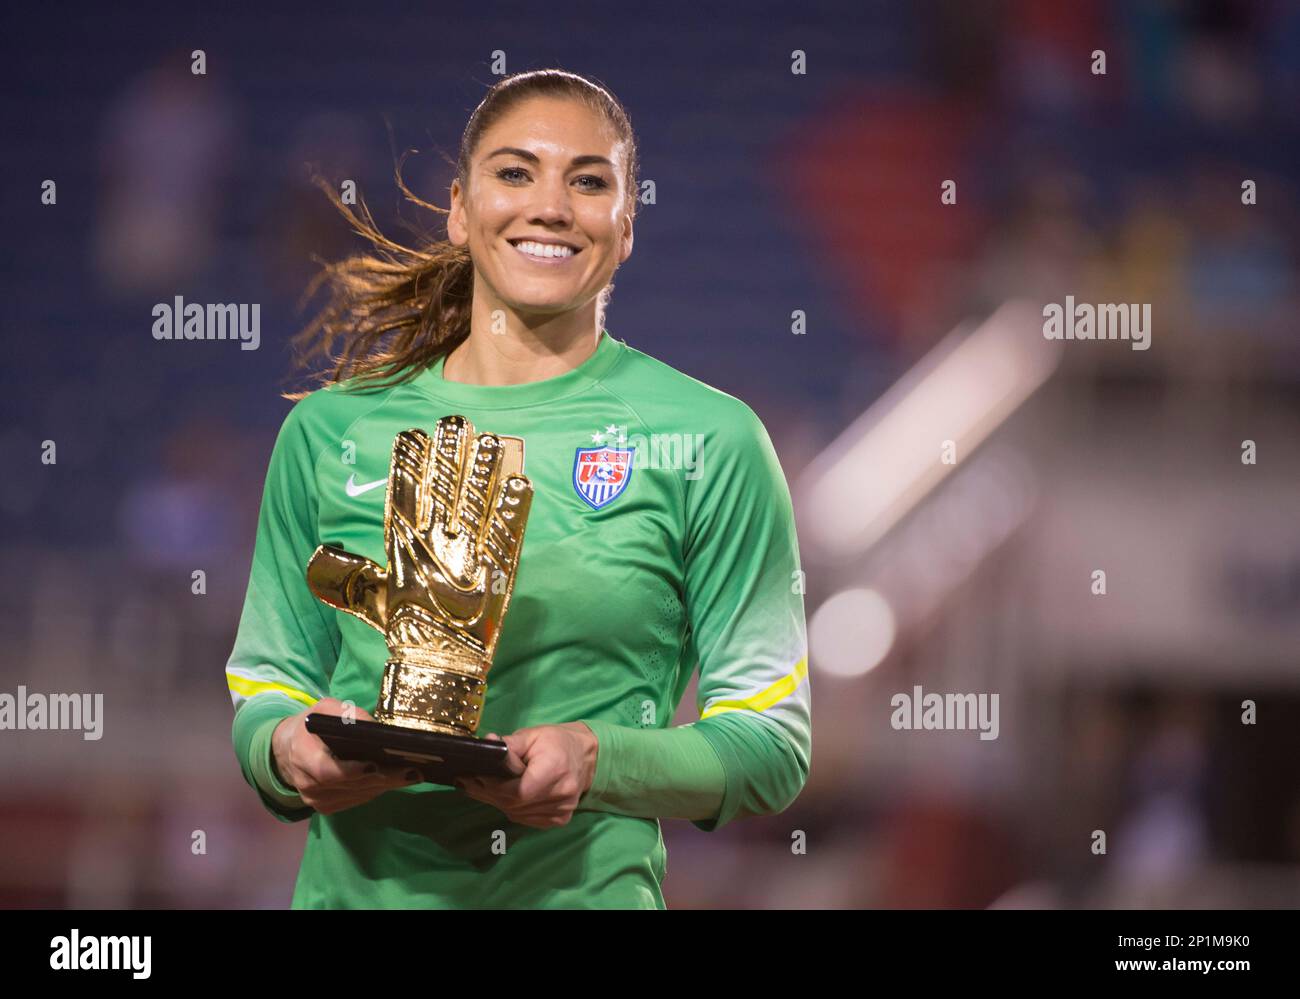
left=447, top=177, right=467, bottom=246
left=618, top=208, right=634, bottom=265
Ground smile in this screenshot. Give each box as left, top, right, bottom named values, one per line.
left=508, top=239, right=580, bottom=264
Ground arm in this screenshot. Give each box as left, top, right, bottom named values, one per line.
left=575, top=719, right=725, bottom=821
left=574, top=402, right=811, bottom=830
left=679, top=402, right=812, bottom=832
left=225, top=399, right=337, bottom=822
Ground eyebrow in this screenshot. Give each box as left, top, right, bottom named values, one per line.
left=483, top=146, right=614, bottom=169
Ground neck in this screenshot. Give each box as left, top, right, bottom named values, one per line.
left=443, top=309, right=603, bottom=386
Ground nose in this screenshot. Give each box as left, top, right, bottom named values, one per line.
left=523, top=172, right=574, bottom=227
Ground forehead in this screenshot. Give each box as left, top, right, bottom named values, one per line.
left=476, top=96, right=622, bottom=160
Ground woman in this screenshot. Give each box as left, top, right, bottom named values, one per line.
left=225, top=68, right=811, bottom=909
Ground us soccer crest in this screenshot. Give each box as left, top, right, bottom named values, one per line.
left=573, top=444, right=635, bottom=510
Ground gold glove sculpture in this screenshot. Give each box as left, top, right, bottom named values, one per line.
left=306, top=416, right=534, bottom=738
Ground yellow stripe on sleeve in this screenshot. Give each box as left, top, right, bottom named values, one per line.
left=226, top=671, right=318, bottom=708
left=699, top=656, right=808, bottom=719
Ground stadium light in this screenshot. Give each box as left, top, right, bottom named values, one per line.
left=798, top=300, right=1060, bottom=563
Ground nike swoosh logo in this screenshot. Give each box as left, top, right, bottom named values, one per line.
left=345, top=474, right=386, bottom=498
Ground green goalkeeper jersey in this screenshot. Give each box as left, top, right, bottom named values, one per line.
left=225, top=329, right=812, bottom=908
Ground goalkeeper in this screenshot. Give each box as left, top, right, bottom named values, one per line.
left=225, top=68, right=811, bottom=909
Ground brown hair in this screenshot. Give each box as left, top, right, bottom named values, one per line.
left=283, top=69, right=639, bottom=401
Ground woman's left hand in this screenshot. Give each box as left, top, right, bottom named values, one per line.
left=455, top=722, right=599, bottom=828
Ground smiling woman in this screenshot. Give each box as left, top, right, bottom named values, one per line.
left=225, top=69, right=812, bottom=911
left=283, top=69, right=640, bottom=394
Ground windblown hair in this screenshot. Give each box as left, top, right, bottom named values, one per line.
left=283, top=69, right=639, bottom=401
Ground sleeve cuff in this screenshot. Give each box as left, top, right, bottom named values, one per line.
left=250, top=712, right=307, bottom=807
left=685, top=710, right=811, bottom=832
left=686, top=718, right=746, bottom=832
left=232, top=695, right=313, bottom=823
left=575, top=718, right=726, bottom=822
left=579, top=717, right=619, bottom=805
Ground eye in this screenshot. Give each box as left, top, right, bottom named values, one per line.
left=494, top=166, right=610, bottom=191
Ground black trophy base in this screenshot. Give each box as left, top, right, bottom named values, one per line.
left=304, top=714, right=513, bottom=787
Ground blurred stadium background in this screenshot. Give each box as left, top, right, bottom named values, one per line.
left=2, top=1, right=1299, bottom=907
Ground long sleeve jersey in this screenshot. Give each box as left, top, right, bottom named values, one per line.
left=225, top=329, right=812, bottom=908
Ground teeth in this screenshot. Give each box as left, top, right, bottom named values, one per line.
left=513, top=240, right=575, bottom=259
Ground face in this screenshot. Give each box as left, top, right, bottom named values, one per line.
left=448, top=95, right=634, bottom=322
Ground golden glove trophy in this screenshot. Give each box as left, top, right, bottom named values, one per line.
left=302, top=415, right=534, bottom=785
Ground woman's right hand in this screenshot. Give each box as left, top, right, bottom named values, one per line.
left=271, top=697, right=421, bottom=814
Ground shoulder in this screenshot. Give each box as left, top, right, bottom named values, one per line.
left=276, top=374, right=409, bottom=455
left=604, top=339, right=772, bottom=447
left=605, top=340, right=788, bottom=510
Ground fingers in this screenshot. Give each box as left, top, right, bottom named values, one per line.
left=294, top=700, right=421, bottom=793
left=456, top=773, right=519, bottom=803
left=500, top=744, right=526, bottom=776
left=458, top=762, right=578, bottom=812
left=478, top=474, right=534, bottom=649
left=307, top=734, right=419, bottom=787
left=489, top=475, right=534, bottom=558
left=308, top=749, right=376, bottom=785
left=455, top=776, right=575, bottom=828
left=387, top=428, right=435, bottom=541
left=429, top=416, right=472, bottom=537
left=306, top=697, right=378, bottom=723
left=304, top=776, right=417, bottom=814
left=296, top=756, right=420, bottom=806
left=458, top=431, right=505, bottom=553
left=499, top=473, right=535, bottom=530
left=478, top=732, right=526, bottom=777
left=305, top=546, right=387, bottom=630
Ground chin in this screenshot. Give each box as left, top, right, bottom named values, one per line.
left=500, top=285, right=580, bottom=310
left=501, top=297, right=578, bottom=319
